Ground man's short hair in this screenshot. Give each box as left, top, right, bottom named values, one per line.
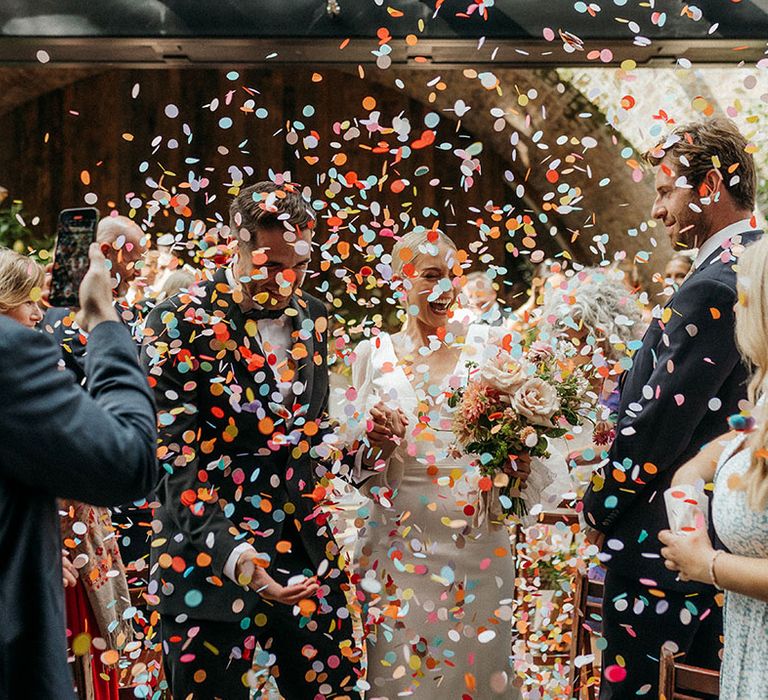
left=643, top=118, right=756, bottom=211
left=229, top=181, right=314, bottom=246
left=463, top=271, right=495, bottom=292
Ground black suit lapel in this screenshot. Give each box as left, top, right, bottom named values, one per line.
left=207, top=267, right=281, bottom=416
left=623, top=229, right=763, bottom=405
left=287, top=294, right=317, bottom=418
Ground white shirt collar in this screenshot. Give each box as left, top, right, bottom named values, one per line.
left=693, top=218, right=754, bottom=269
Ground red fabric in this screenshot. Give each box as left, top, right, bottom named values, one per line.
left=65, top=581, right=120, bottom=700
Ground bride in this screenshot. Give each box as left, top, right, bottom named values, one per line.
left=335, top=229, right=530, bottom=699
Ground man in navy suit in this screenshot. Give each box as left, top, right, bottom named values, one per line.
left=0, top=243, right=157, bottom=699
left=583, top=118, right=761, bottom=699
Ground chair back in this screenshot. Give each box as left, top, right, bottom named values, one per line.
left=659, top=646, right=720, bottom=699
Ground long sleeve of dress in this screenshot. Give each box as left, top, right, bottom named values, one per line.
left=332, top=337, right=406, bottom=490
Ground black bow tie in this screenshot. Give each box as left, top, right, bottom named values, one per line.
left=244, top=306, right=286, bottom=321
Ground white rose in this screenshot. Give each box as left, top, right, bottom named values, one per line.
left=478, top=353, right=528, bottom=395
left=512, top=377, right=560, bottom=426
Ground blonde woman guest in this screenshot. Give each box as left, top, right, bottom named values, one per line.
left=0, top=247, right=45, bottom=327
left=0, top=248, right=133, bottom=700
left=660, top=234, right=768, bottom=700
left=335, top=229, right=530, bottom=699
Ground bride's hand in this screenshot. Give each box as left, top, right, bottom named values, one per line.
left=367, top=402, right=408, bottom=460
left=235, top=552, right=319, bottom=605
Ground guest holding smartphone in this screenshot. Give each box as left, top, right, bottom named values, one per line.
left=0, top=243, right=157, bottom=699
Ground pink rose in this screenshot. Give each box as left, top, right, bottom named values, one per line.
left=478, top=351, right=528, bottom=395
left=512, top=378, right=560, bottom=426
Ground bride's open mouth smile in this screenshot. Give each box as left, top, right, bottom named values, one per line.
left=428, top=297, right=453, bottom=315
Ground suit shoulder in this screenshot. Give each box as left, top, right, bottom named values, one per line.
left=0, top=317, right=56, bottom=365
left=146, top=277, right=215, bottom=323
left=301, top=292, right=328, bottom=318
left=0, top=316, right=28, bottom=352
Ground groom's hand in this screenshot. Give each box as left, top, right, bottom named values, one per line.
left=235, top=552, right=319, bottom=605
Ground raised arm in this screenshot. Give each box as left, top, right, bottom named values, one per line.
left=0, top=320, right=157, bottom=506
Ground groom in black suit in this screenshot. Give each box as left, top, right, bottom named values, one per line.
left=143, top=181, right=362, bottom=699
left=583, top=119, right=761, bottom=699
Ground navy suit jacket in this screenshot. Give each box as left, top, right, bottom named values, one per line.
left=0, top=318, right=157, bottom=699
left=583, top=230, right=761, bottom=591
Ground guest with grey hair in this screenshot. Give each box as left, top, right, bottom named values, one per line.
left=536, top=266, right=644, bottom=495
left=538, top=266, right=643, bottom=367
left=455, top=270, right=510, bottom=327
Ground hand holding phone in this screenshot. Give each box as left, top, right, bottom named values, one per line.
left=74, top=242, right=119, bottom=331
left=49, top=207, right=99, bottom=308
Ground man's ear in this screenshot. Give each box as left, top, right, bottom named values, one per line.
left=699, top=168, right=724, bottom=199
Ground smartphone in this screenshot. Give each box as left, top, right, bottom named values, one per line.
left=49, top=207, right=100, bottom=307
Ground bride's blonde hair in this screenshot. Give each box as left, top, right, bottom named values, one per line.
left=734, top=235, right=768, bottom=511
left=390, top=228, right=457, bottom=277
left=0, top=247, right=44, bottom=314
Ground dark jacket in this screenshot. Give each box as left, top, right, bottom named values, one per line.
left=142, top=268, right=339, bottom=620
left=0, top=318, right=157, bottom=699
left=40, top=302, right=144, bottom=385
left=583, top=230, right=761, bottom=591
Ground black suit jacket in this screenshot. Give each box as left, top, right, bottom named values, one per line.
left=143, top=268, right=339, bottom=621
left=0, top=319, right=157, bottom=700
left=583, top=230, right=761, bottom=591
left=41, top=302, right=144, bottom=385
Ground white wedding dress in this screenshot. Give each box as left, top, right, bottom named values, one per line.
left=334, top=327, right=568, bottom=699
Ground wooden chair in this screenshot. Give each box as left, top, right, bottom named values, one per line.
left=70, top=651, right=95, bottom=700
left=530, top=509, right=604, bottom=699
left=568, top=568, right=603, bottom=700
left=659, top=646, right=720, bottom=700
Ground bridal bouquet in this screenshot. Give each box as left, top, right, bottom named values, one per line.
left=448, top=340, right=596, bottom=521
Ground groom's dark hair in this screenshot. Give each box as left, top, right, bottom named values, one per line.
left=229, top=181, right=314, bottom=246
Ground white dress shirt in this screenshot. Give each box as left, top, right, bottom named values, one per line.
left=222, top=274, right=295, bottom=584
left=693, top=218, right=754, bottom=269
left=255, top=317, right=294, bottom=403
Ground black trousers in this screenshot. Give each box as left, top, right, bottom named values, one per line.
left=161, top=524, right=363, bottom=700
left=598, top=570, right=723, bottom=699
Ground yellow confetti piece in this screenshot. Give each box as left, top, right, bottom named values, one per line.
left=72, top=633, right=92, bottom=656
